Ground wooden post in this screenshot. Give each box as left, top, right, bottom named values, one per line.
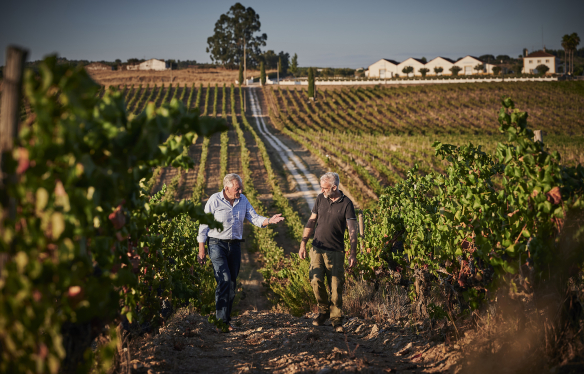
left=358, top=212, right=364, bottom=252
left=534, top=130, right=543, bottom=143
left=0, top=45, right=28, bottom=277
left=0, top=46, right=28, bottom=171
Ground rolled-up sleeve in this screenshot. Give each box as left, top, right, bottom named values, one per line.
left=197, top=200, right=212, bottom=243
left=245, top=199, right=267, bottom=228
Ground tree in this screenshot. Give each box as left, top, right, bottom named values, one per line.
left=535, top=64, right=549, bottom=75
left=239, top=64, right=244, bottom=85
left=568, top=33, right=581, bottom=75
left=512, top=63, right=523, bottom=75
left=308, top=67, right=315, bottom=98
left=419, top=68, right=429, bottom=77
left=449, top=66, right=462, bottom=76
left=495, top=55, right=511, bottom=62
left=492, top=66, right=502, bottom=75
left=420, top=57, right=427, bottom=63
left=278, top=51, right=289, bottom=76
left=562, top=34, right=571, bottom=74
left=402, top=66, right=414, bottom=77
left=260, top=61, right=266, bottom=85
left=434, top=66, right=443, bottom=76
left=290, top=53, right=298, bottom=76
left=474, top=64, right=484, bottom=74
left=479, top=54, right=495, bottom=62
left=263, top=50, right=278, bottom=69
left=206, top=3, right=267, bottom=68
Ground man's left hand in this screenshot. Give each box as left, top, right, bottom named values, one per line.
left=348, top=254, right=357, bottom=269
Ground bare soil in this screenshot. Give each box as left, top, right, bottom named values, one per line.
left=88, top=68, right=276, bottom=87
left=122, top=308, right=461, bottom=373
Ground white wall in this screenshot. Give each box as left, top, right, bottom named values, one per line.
left=454, top=56, right=484, bottom=75
left=397, top=58, right=426, bottom=77
left=139, top=59, right=168, bottom=71
left=523, top=56, right=556, bottom=74
left=367, top=59, right=398, bottom=78
left=425, top=57, right=454, bottom=76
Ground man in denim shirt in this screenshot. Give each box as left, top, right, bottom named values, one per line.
left=197, top=173, right=284, bottom=331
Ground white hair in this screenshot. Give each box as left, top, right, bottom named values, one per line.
left=320, top=172, right=339, bottom=187
left=223, top=173, right=243, bottom=188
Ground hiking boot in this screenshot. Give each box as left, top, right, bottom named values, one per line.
left=312, top=313, right=330, bottom=326
left=333, top=324, right=344, bottom=333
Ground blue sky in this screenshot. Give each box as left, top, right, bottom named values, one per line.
left=1, top=0, right=582, bottom=68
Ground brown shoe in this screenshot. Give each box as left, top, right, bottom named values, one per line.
left=333, top=324, right=344, bottom=333
left=312, top=313, right=330, bottom=326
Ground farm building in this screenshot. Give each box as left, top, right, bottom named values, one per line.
left=454, top=56, right=484, bottom=75
left=85, top=62, right=113, bottom=71
left=365, top=59, right=399, bottom=78
left=127, top=59, right=171, bottom=71
left=424, top=57, right=454, bottom=76
left=523, top=49, right=559, bottom=74
left=397, top=58, right=426, bottom=77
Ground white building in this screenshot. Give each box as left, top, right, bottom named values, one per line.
left=454, top=56, right=484, bottom=75
left=137, top=59, right=171, bottom=71
left=365, top=58, right=399, bottom=78
left=425, top=57, right=454, bottom=76
left=523, top=50, right=558, bottom=74
left=397, top=58, right=426, bottom=77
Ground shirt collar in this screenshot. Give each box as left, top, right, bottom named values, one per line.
left=221, top=189, right=240, bottom=204
left=326, top=190, right=345, bottom=204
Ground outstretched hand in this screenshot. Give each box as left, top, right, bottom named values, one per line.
left=269, top=214, right=285, bottom=224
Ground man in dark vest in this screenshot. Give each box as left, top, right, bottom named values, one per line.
left=299, top=172, right=358, bottom=333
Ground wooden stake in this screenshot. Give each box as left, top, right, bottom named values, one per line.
left=534, top=130, right=543, bottom=143
left=0, top=46, right=28, bottom=170
left=0, top=45, right=28, bottom=276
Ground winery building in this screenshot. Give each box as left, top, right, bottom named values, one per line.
left=523, top=50, right=559, bottom=74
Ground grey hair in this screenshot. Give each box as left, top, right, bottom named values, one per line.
left=320, top=172, right=340, bottom=187
left=223, top=173, right=243, bottom=188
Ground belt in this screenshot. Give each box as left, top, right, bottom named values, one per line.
left=208, top=238, right=245, bottom=243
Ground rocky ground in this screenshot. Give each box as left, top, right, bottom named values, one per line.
left=120, top=306, right=469, bottom=374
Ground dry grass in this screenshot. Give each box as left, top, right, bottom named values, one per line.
left=88, top=68, right=277, bottom=86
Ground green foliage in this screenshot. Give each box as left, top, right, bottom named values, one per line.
left=239, top=64, right=244, bottom=85
left=419, top=68, right=430, bottom=77
left=206, top=3, right=267, bottom=68
left=450, top=66, right=462, bottom=76
left=290, top=53, right=298, bottom=76
left=353, top=96, right=584, bottom=307
left=536, top=64, right=550, bottom=75
left=402, top=66, right=414, bottom=76
left=0, top=56, right=226, bottom=373
left=492, top=66, right=502, bottom=75
left=474, top=64, right=484, bottom=74
left=434, top=67, right=444, bottom=75
left=260, top=61, right=266, bottom=86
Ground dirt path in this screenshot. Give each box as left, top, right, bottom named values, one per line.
left=125, top=308, right=458, bottom=373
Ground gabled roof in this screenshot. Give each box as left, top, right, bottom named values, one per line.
left=525, top=50, right=555, bottom=58
left=382, top=58, right=399, bottom=65
left=428, top=56, right=455, bottom=64
left=455, top=55, right=482, bottom=63
left=398, top=57, right=426, bottom=65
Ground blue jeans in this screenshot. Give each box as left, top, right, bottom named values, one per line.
left=208, top=238, right=241, bottom=324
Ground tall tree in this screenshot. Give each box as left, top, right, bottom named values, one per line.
left=260, top=61, right=266, bottom=86
left=206, top=3, right=267, bottom=68
left=239, top=64, right=244, bottom=85
left=308, top=67, right=315, bottom=98
left=278, top=51, right=290, bottom=76
left=562, top=34, right=571, bottom=74
left=290, top=53, right=298, bottom=76
left=569, top=33, right=580, bottom=75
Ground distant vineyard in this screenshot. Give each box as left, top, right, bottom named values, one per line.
left=266, top=83, right=584, bottom=208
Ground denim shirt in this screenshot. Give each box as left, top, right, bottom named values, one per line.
left=197, top=191, right=267, bottom=243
